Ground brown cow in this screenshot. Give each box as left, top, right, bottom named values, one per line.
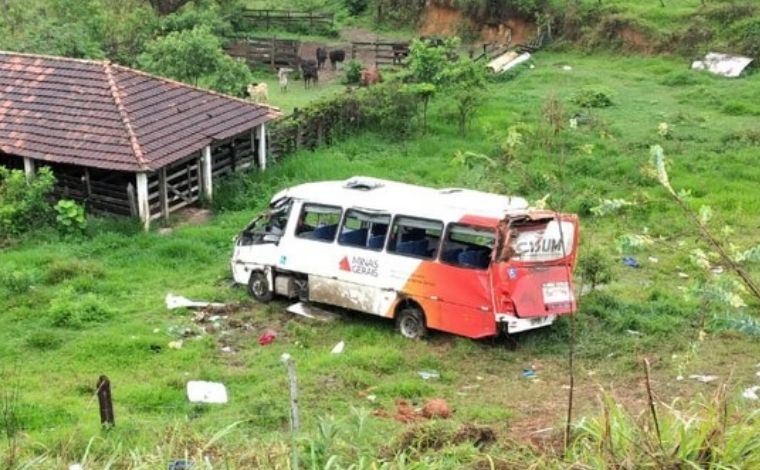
left=360, top=67, right=383, bottom=86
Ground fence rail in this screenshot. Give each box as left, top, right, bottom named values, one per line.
left=225, top=38, right=301, bottom=69
left=350, top=41, right=410, bottom=66
left=241, top=9, right=334, bottom=29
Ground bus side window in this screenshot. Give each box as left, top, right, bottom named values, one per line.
left=441, top=223, right=495, bottom=270
left=296, top=204, right=342, bottom=242
left=339, top=209, right=390, bottom=250
left=388, top=216, right=443, bottom=259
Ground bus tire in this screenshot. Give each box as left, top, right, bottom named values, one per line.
left=396, top=305, right=427, bottom=340
left=248, top=271, right=273, bottom=303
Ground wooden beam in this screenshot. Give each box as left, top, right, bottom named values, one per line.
left=136, top=173, right=151, bottom=230
left=258, top=123, right=267, bottom=170
left=201, top=145, right=213, bottom=201
left=158, top=167, right=169, bottom=220
left=23, top=157, right=35, bottom=181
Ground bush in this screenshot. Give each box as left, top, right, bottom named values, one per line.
left=343, top=59, right=363, bottom=85
left=48, top=291, right=114, bottom=329
left=578, top=248, right=614, bottom=290
left=572, top=86, right=614, bottom=108
left=0, top=167, right=55, bottom=239
left=54, top=200, right=87, bottom=235
left=0, top=270, right=36, bottom=295
left=728, top=17, right=760, bottom=58
left=344, top=0, right=368, bottom=16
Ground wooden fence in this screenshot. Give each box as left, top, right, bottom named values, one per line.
left=240, top=9, right=334, bottom=29
left=350, top=41, right=410, bottom=66
left=225, top=38, right=301, bottom=69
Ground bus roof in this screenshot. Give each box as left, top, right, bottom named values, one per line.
left=272, top=176, right=530, bottom=225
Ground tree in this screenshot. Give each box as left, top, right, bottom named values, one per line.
left=148, top=0, right=192, bottom=15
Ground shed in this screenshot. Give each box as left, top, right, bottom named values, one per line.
left=0, top=51, right=280, bottom=228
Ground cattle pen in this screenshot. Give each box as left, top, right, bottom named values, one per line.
left=225, top=37, right=301, bottom=69
left=240, top=9, right=334, bottom=30
left=350, top=41, right=410, bottom=66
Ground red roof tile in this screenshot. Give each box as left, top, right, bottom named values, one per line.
left=0, top=52, right=280, bottom=172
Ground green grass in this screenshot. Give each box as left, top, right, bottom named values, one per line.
left=3, top=51, right=760, bottom=467
left=250, top=67, right=346, bottom=114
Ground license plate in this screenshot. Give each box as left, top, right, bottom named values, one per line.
left=543, top=282, right=573, bottom=304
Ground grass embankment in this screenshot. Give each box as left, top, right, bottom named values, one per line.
left=2, top=52, right=760, bottom=467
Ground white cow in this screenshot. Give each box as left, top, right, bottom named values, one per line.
left=278, top=68, right=293, bottom=93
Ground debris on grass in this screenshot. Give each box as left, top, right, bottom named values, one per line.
left=165, top=293, right=226, bottom=310
left=648, top=256, right=659, bottom=263
left=167, top=459, right=194, bottom=470
left=331, top=340, right=345, bottom=354
left=678, top=272, right=690, bottom=279
left=258, top=329, right=277, bottom=346
left=622, top=256, right=641, bottom=268
left=422, top=398, right=452, bottom=419
left=522, top=367, right=536, bottom=379
left=286, top=302, right=338, bottom=321
left=168, top=340, right=183, bottom=350
left=691, top=52, right=753, bottom=78
left=689, top=374, right=718, bottom=383
left=417, top=370, right=440, bottom=380
left=186, top=381, right=228, bottom=404
left=742, top=386, right=760, bottom=400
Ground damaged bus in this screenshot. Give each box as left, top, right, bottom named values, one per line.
left=231, top=177, right=579, bottom=339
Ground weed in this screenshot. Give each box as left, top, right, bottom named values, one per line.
left=47, top=290, right=114, bottom=329
left=572, top=86, right=614, bottom=109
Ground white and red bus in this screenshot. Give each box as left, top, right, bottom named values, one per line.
left=231, top=177, right=579, bottom=339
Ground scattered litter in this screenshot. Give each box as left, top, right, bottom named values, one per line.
left=153, top=328, right=161, bottom=334
left=166, top=293, right=226, bottom=310
left=280, top=352, right=292, bottom=363
left=522, top=368, right=536, bottom=379
left=69, top=465, right=83, bottom=470
left=742, top=386, right=760, bottom=400
left=168, top=340, right=183, bottom=350
left=626, top=329, right=643, bottom=336
left=476, top=376, right=484, bottom=381
left=258, top=329, right=277, bottom=346
left=286, top=302, right=338, bottom=321
left=186, top=381, right=228, bottom=404
left=331, top=341, right=345, bottom=354
left=676, top=375, right=684, bottom=381
left=487, top=51, right=531, bottom=73
left=710, top=266, right=724, bottom=275
left=529, top=64, right=535, bottom=69
left=562, top=65, right=572, bottom=71
left=648, top=256, right=659, bottom=264
left=607, top=352, right=615, bottom=358
left=417, top=370, right=440, bottom=380
left=366, top=394, right=377, bottom=402
left=421, top=398, right=452, bottom=419
left=756, top=371, right=760, bottom=378
left=208, top=315, right=222, bottom=322
left=220, top=346, right=234, bottom=354
left=678, top=272, right=690, bottom=279
left=691, top=52, right=753, bottom=78
left=167, top=460, right=194, bottom=470
left=622, top=256, right=641, bottom=268
left=689, top=374, right=718, bottom=384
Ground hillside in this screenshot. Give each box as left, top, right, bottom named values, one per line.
left=2, top=47, right=760, bottom=467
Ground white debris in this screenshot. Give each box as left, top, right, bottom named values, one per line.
left=187, top=381, right=228, bottom=404
left=168, top=340, right=183, bottom=350
left=562, top=65, right=572, bottom=71
left=487, top=51, right=531, bottom=73
left=689, top=374, right=718, bottom=383
left=710, top=266, right=724, bottom=275
left=221, top=346, right=234, bottom=353
left=166, top=293, right=225, bottom=310
left=417, top=370, right=440, bottom=380
left=626, top=329, right=643, bottom=336
left=676, top=375, right=684, bottom=381
left=648, top=256, right=659, bottom=263
left=153, top=328, right=160, bottom=334
left=366, top=394, right=377, bottom=402
left=691, top=52, right=753, bottom=78
left=286, top=302, right=337, bottom=321
left=280, top=352, right=292, bottom=363
left=331, top=341, right=345, bottom=354
left=742, top=386, right=760, bottom=400
left=678, top=272, right=690, bottom=279
left=69, top=465, right=83, bottom=470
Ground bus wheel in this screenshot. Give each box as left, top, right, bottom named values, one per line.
left=396, top=306, right=427, bottom=340
left=248, top=271, right=273, bottom=303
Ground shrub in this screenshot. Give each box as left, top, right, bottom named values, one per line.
left=54, top=199, right=87, bottom=235
left=25, top=331, right=64, bottom=351
left=343, top=59, right=362, bottom=85
left=0, top=167, right=55, bottom=238
left=729, top=17, right=760, bottom=58
left=344, top=0, right=368, bottom=16
left=578, top=248, right=614, bottom=290
left=572, top=86, right=614, bottom=108
left=48, top=291, right=114, bottom=329
left=0, top=270, right=36, bottom=295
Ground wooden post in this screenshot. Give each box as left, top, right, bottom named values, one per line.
left=23, top=157, right=35, bottom=181
left=158, top=167, right=169, bottom=220
left=136, top=173, right=150, bottom=230
left=258, top=123, right=267, bottom=170
left=96, top=375, right=115, bottom=428
left=281, top=353, right=300, bottom=470
left=270, top=37, right=276, bottom=68
left=201, top=145, right=213, bottom=201
left=83, top=168, right=92, bottom=200
left=351, top=43, right=356, bottom=60
left=127, top=182, right=137, bottom=216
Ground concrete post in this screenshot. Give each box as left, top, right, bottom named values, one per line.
left=23, top=157, right=35, bottom=181
left=136, top=172, right=150, bottom=231
left=201, top=145, right=213, bottom=201
left=258, top=123, right=267, bottom=171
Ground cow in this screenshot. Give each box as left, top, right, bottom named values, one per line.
left=277, top=68, right=292, bottom=93
left=392, top=43, right=409, bottom=65
left=329, top=49, right=345, bottom=71
left=316, top=47, right=327, bottom=70
left=247, top=82, right=268, bottom=104
left=360, top=67, right=383, bottom=86
left=301, top=60, right=318, bottom=89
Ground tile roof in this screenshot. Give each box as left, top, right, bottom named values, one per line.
left=0, top=51, right=280, bottom=172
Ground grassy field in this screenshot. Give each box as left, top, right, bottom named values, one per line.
left=2, top=51, right=760, bottom=467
